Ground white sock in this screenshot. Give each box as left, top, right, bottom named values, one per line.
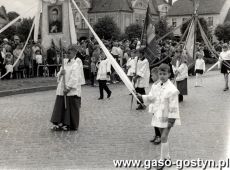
left=161, top=142, right=170, bottom=160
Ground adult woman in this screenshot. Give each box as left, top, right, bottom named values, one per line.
left=50, top=45, right=85, bottom=131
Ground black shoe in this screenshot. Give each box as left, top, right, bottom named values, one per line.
left=107, top=91, right=112, bottom=98
left=136, top=105, right=146, bottom=110
left=98, top=97, right=103, bottom=100
left=223, top=87, right=229, bottom=91
left=153, top=136, right=161, bottom=145
left=150, top=136, right=157, bottom=143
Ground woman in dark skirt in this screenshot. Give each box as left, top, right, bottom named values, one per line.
left=50, top=45, right=85, bottom=131
left=219, top=44, right=230, bottom=91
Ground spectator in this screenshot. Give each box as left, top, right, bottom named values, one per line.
left=35, top=50, right=43, bottom=77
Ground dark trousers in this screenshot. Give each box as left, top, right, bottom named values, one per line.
left=91, top=72, right=95, bottom=85
left=178, top=94, right=183, bottom=102
left=154, top=127, right=161, bottom=137
left=98, top=80, right=111, bottom=98
left=135, top=87, right=146, bottom=104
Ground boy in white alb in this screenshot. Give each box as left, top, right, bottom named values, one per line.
left=126, top=50, right=137, bottom=81
left=137, top=63, right=180, bottom=170
left=195, top=52, right=205, bottom=87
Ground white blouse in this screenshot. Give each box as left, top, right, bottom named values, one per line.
left=175, top=63, right=188, bottom=81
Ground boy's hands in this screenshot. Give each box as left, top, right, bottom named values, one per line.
left=168, top=118, right=175, bottom=128
left=136, top=93, right=143, bottom=103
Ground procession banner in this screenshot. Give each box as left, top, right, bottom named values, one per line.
left=34, top=0, right=42, bottom=42
left=71, top=0, right=141, bottom=103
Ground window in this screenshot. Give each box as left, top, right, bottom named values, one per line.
left=208, top=17, right=213, bottom=26
left=182, top=18, right=188, bottom=22
left=172, top=18, right=177, bottom=27
left=81, top=19, right=85, bottom=29
left=89, top=18, right=94, bottom=26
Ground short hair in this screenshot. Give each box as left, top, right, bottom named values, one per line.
left=52, top=8, right=58, bottom=14
left=158, top=63, right=171, bottom=73
left=151, top=67, right=158, bottom=75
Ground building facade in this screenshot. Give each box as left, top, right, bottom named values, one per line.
left=167, top=0, right=230, bottom=40
left=73, top=0, right=171, bottom=40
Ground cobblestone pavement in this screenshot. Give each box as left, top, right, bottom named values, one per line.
left=0, top=71, right=229, bottom=169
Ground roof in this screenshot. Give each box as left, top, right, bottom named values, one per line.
left=156, top=0, right=168, bottom=6
left=89, top=0, right=133, bottom=13
left=150, top=0, right=159, bottom=15
left=167, top=0, right=227, bottom=16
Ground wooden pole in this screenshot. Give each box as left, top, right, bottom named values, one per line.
left=60, top=39, right=67, bottom=109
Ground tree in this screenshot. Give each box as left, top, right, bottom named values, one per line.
left=16, top=17, right=34, bottom=41
left=125, top=23, right=143, bottom=40
left=93, top=16, right=120, bottom=40
left=181, top=17, right=211, bottom=42
left=154, top=17, right=174, bottom=40
left=7, top=11, right=19, bottom=21
left=214, top=22, right=230, bottom=42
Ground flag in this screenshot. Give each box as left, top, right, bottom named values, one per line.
left=184, top=19, right=195, bottom=69
left=142, top=4, right=161, bottom=67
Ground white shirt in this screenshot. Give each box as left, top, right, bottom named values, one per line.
left=5, top=64, right=13, bottom=73
left=136, top=58, right=150, bottom=88
left=219, top=50, right=230, bottom=61
left=126, top=57, right=137, bottom=76
left=35, top=55, right=43, bottom=64
left=175, top=63, right=188, bottom=81
left=96, top=59, right=111, bottom=80
left=56, top=58, right=85, bottom=96
left=111, top=46, right=119, bottom=56
left=142, top=80, right=181, bottom=128
left=195, top=58, right=205, bottom=71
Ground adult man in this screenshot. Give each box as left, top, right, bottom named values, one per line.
left=49, top=8, right=62, bottom=33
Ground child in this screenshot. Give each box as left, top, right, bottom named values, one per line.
left=4, top=52, right=13, bottom=79
left=90, top=57, right=97, bottom=86
left=195, top=52, right=205, bottom=87
left=137, top=63, right=180, bottom=170
left=35, top=50, right=43, bottom=77
left=126, top=50, right=137, bottom=81
left=96, top=52, right=112, bottom=100
left=140, top=67, right=162, bottom=145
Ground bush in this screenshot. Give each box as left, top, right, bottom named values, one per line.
left=125, top=23, right=142, bottom=40
left=93, top=16, right=121, bottom=40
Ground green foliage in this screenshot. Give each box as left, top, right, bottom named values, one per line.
left=93, top=16, right=121, bottom=40
left=125, top=23, right=142, bottom=40
left=155, top=17, right=174, bottom=39
left=181, top=17, right=211, bottom=42
left=7, top=11, right=19, bottom=21
left=214, top=22, right=230, bottom=42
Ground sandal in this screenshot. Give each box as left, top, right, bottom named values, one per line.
left=51, top=125, right=62, bottom=131
left=62, top=126, right=70, bottom=131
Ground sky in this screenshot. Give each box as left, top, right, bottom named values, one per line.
left=0, top=0, right=38, bottom=18
left=0, top=0, right=178, bottom=18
